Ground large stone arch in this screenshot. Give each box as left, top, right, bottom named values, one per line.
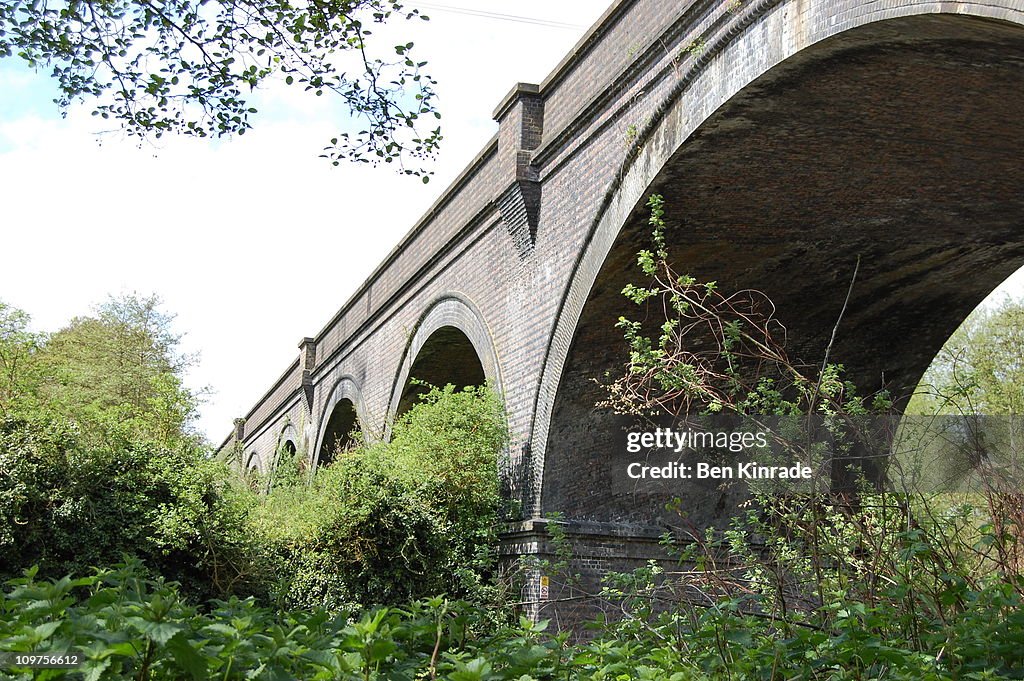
left=387, top=294, right=503, bottom=429
left=312, top=376, right=369, bottom=469
left=531, top=1, right=1024, bottom=520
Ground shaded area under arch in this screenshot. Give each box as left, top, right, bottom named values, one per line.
left=542, top=15, right=1024, bottom=527
left=395, top=326, right=487, bottom=418
left=319, top=399, right=359, bottom=467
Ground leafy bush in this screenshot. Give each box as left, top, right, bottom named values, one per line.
left=248, top=385, right=509, bottom=611
left=0, top=561, right=518, bottom=681
left=0, top=384, right=509, bottom=615
left=0, top=416, right=261, bottom=602
left=573, top=489, right=1024, bottom=680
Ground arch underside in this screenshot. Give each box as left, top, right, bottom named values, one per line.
left=387, top=296, right=501, bottom=427
left=396, top=326, right=487, bottom=417
left=314, top=377, right=368, bottom=469
left=542, top=15, right=1024, bottom=526
left=319, top=399, right=358, bottom=466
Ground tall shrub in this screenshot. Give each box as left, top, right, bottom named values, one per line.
left=249, top=385, right=508, bottom=610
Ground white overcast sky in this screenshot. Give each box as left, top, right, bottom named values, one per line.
left=2, top=1, right=1022, bottom=443
left=0, top=2, right=610, bottom=443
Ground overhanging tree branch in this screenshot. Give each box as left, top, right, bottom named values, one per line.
left=2, top=0, right=441, bottom=178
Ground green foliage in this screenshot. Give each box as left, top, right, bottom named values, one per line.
left=14, top=264, right=1024, bottom=680
left=0, top=0, right=441, bottom=176
left=0, top=301, right=43, bottom=417
left=0, top=416, right=261, bottom=603
left=684, top=38, right=708, bottom=57
left=265, top=439, right=308, bottom=492
left=898, top=301, right=1024, bottom=490
left=592, top=194, right=1024, bottom=677
left=247, top=385, right=509, bottom=611
left=0, top=378, right=509, bottom=614
left=6, top=562, right=590, bottom=681
left=0, top=294, right=204, bottom=451
left=913, top=299, right=1024, bottom=417
left=1, top=295, right=510, bottom=616
left=30, top=294, right=202, bottom=448
left=618, top=492, right=1024, bottom=680
left=6, top=498, right=1024, bottom=681
left=0, top=295, right=265, bottom=600
left=0, top=562, right=521, bottom=681
left=607, top=195, right=892, bottom=425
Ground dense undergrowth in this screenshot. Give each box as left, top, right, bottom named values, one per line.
left=245, top=385, right=508, bottom=611
left=5, top=232, right=1024, bottom=679
left=1, top=385, right=508, bottom=614
left=4, top=491, right=1024, bottom=679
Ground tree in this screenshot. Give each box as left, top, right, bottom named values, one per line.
left=33, top=293, right=202, bottom=446
left=902, top=300, right=1024, bottom=488
left=0, top=301, right=43, bottom=417
left=0, top=0, right=441, bottom=177
left=914, top=300, right=1024, bottom=417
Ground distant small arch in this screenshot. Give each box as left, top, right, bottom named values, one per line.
left=243, top=451, right=262, bottom=491
left=273, top=423, right=300, bottom=471
left=318, top=398, right=358, bottom=467
left=244, top=450, right=260, bottom=472
left=313, top=377, right=368, bottom=470
left=281, top=438, right=297, bottom=459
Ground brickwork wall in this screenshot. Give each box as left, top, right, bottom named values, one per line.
left=237, top=396, right=307, bottom=473
left=499, top=519, right=673, bottom=637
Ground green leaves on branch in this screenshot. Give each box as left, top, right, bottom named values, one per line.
left=913, top=300, right=1024, bottom=417
left=607, top=194, right=890, bottom=421
left=2, top=0, right=441, bottom=177
left=0, top=417, right=258, bottom=602
left=0, top=384, right=510, bottom=617
left=6, top=506, right=1024, bottom=681
left=0, top=562, right=539, bottom=681
left=0, top=301, right=42, bottom=418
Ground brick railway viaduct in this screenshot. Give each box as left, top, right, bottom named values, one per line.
left=222, top=0, right=1024, bottom=619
